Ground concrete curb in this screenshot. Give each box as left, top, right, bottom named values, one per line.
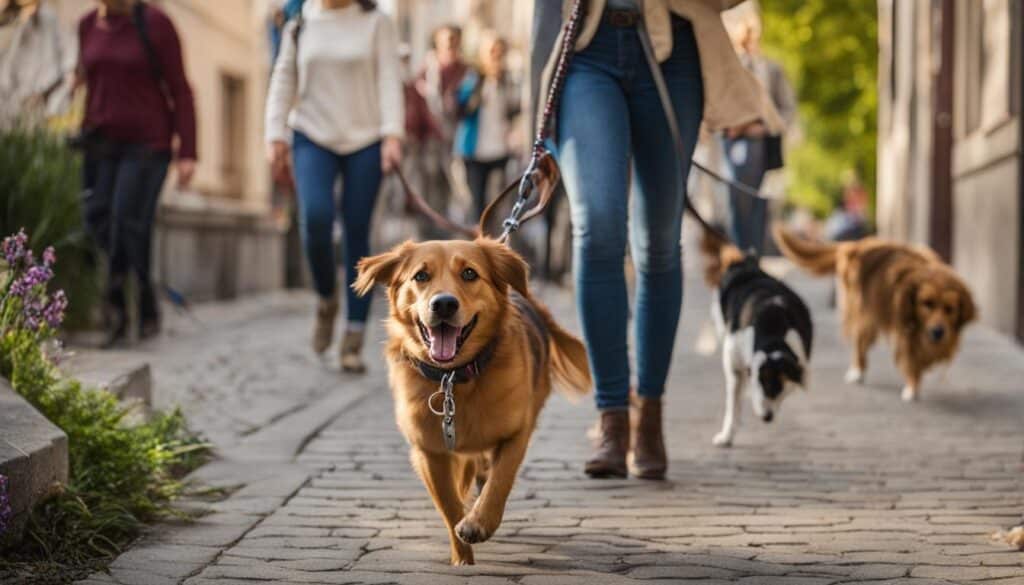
left=64, top=351, right=153, bottom=408
left=0, top=378, right=68, bottom=548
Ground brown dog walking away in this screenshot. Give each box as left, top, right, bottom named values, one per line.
left=354, top=238, right=590, bottom=565
left=773, top=226, right=975, bottom=402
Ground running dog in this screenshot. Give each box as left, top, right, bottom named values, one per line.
left=701, top=234, right=812, bottom=448
left=353, top=238, right=590, bottom=565
left=774, top=226, right=975, bottom=402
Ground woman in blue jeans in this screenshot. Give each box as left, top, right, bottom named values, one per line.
left=265, top=0, right=403, bottom=372
left=542, top=0, right=781, bottom=479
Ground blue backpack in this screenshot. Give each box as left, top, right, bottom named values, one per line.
left=283, top=0, right=305, bottom=21
left=283, top=0, right=306, bottom=41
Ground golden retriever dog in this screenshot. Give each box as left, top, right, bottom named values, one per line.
left=774, top=226, right=975, bottom=402
left=353, top=238, right=591, bottom=565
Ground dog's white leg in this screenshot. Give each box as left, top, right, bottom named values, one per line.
left=844, top=367, right=865, bottom=385
left=901, top=384, right=919, bottom=402
left=713, top=365, right=743, bottom=448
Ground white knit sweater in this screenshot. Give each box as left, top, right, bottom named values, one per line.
left=265, top=2, right=403, bottom=155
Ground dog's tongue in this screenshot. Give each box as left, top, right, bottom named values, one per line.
left=428, top=324, right=461, bottom=363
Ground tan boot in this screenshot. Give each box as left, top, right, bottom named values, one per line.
left=584, top=410, right=629, bottom=478
left=340, top=328, right=366, bottom=374
left=312, top=294, right=339, bottom=355
left=631, top=396, right=667, bottom=480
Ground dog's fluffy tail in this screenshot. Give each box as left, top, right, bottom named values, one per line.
left=773, top=224, right=839, bottom=276
left=699, top=228, right=745, bottom=287
left=533, top=304, right=591, bottom=398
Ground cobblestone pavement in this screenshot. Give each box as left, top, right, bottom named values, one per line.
left=81, top=249, right=1024, bottom=585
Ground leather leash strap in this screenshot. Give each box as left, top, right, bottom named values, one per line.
left=395, top=0, right=586, bottom=242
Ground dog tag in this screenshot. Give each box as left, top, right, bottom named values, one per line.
left=441, top=372, right=457, bottom=451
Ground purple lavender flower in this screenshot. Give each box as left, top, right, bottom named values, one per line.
left=7, top=265, right=53, bottom=301
left=23, top=298, right=44, bottom=331
left=42, top=246, right=56, bottom=267
left=0, top=474, right=11, bottom=536
left=24, top=264, right=53, bottom=287
left=43, top=290, right=67, bottom=329
left=1, top=229, right=28, bottom=266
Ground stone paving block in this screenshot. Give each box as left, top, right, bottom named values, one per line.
left=910, top=565, right=1024, bottom=580
left=88, top=267, right=1024, bottom=583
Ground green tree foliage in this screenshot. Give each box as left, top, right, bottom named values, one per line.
left=761, top=0, right=878, bottom=217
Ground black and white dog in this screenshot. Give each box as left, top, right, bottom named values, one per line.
left=702, top=237, right=813, bottom=448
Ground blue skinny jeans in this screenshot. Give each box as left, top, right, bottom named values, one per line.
left=557, top=16, right=703, bottom=410
left=292, top=131, right=382, bottom=324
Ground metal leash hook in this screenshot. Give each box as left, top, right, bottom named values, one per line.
left=427, top=371, right=458, bottom=451
left=499, top=146, right=542, bottom=243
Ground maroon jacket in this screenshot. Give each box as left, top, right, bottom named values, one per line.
left=79, top=5, right=197, bottom=159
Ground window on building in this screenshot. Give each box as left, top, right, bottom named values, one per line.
left=963, top=0, right=985, bottom=134
left=220, top=73, right=247, bottom=198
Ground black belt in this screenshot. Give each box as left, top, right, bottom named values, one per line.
left=604, top=9, right=641, bottom=27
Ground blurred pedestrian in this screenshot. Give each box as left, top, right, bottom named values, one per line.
left=0, top=0, right=69, bottom=127
left=401, top=43, right=442, bottom=215
left=265, top=0, right=403, bottom=373
left=76, top=0, right=197, bottom=347
left=545, top=0, right=782, bottom=479
left=723, top=17, right=795, bottom=255
left=415, top=24, right=467, bottom=237
left=454, top=32, right=521, bottom=221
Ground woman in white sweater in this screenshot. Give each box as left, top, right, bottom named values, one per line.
left=265, top=0, right=403, bottom=373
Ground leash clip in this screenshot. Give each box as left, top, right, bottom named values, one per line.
left=428, top=371, right=458, bottom=451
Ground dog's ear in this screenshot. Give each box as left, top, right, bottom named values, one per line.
left=352, top=242, right=410, bottom=297
left=479, top=238, right=529, bottom=298
left=774, top=353, right=804, bottom=388
left=894, top=278, right=919, bottom=328
left=957, top=286, right=977, bottom=329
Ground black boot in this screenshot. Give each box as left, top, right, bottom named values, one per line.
left=139, top=283, right=161, bottom=341
left=102, top=285, right=128, bottom=349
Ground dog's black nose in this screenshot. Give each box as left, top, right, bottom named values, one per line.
left=430, top=294, right=459, bottom=320
left=929, top=326, right=946, bottom=342
left=762, top=411, right=774, bottom=423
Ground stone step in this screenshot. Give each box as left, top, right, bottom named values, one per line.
left=0, top=378, right=68, bottom=548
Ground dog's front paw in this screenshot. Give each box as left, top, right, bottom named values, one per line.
left=450, top=544, right=474, bottom=566
left=901, top=385, right=918, bottom=402
left=844, top=367, right=865, bottom=385
left=712, top=431, right=734, bottom=448
left=455, top=515, right=494, bottom=544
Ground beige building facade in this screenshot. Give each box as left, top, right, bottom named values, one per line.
left=877, top=0, right=1023, bottom=340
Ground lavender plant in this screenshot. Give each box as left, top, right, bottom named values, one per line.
left=0, top=229, right=208, bottom=582
left=1, top=228, right=67, bottom=338
left=0, top=474, right=11, bottom=537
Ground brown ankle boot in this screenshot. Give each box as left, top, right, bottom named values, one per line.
left=631, top=396, right=667, bottom=480
left=340, top=328, right=366, bottom=374
left=312, top=294, right=339, bottom=354
left=584, top=410, right=629, bottom=478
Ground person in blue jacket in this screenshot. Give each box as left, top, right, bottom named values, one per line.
left=453, top=32, right=521, bottom=220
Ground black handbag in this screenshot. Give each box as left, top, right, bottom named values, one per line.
left=763, top=134, right=784, bottom=172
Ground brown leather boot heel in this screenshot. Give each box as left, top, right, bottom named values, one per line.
left=631, top=396, right=667, bottom=480
left=584, top=410, right=629, bottom=478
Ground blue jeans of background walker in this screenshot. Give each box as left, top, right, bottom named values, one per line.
left=557, top=16, right=703, bottom=411
left=292, top=131, right=382, bottom=324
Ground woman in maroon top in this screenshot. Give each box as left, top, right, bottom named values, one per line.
left=77, top=0, right=196, bottom=347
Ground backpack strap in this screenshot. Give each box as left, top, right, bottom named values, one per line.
left=132, top=1, right=163, bottom=83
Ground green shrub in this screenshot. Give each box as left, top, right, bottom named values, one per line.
left=0, top=231, right=209, bottom=582
left=0, top=126, right=98, bottom=328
